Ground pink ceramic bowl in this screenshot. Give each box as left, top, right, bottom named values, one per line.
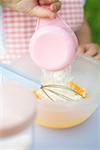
left=29, top=16, right=78, bottom=71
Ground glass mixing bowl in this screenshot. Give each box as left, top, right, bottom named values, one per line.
left=4, top=54, right=99, bottom=129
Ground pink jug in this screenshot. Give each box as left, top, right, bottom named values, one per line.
left=29, top=16, right=78, bottom=71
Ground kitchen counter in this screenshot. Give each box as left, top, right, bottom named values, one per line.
left=34, top=107, right=100, bottom=150
left=0, top=107, right=99, bottom=150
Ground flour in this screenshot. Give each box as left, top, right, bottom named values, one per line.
left=38, top=66, right=82, bottom=103
left=41, top=65, right=72, bottom=85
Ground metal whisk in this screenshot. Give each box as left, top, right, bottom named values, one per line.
left=0, top=63, right=85, bottom=102
left=39, top=84, right=83, bottom=102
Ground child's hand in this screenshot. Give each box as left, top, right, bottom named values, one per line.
left=78, top=43, right=100, bottom=60
left=3, top=0, right=61, bottom=18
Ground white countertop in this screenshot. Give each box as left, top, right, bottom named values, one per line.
left=0, top=108, right=99, bottom=150
left=34, top=107, right=100, bottom=150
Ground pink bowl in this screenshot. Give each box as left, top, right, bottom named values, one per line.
left=29, top=16, right=78, bottom=71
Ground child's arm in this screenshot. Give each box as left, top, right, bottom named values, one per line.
left=75, top=19, right=91, bottom=44
left=2, top=0, right=61, bottom=18
left=75, top=19, right=100, bottom=60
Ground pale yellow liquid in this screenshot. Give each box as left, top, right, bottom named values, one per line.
left=35, top=101, right=97, bottom=128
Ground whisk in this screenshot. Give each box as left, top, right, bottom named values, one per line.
left=0, top=63, right=85, bottom=102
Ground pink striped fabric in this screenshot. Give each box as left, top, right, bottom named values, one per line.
left=0, top=0, right=84, bottom=63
